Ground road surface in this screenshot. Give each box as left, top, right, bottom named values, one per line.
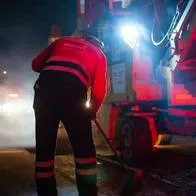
left=0, top=148, right=121, bottom=196
left=0, top=149, right=77, bottom=196
left=0, top=127, right=196, bottom=196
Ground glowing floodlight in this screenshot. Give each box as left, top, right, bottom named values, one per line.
left=120, top=24, right=145, bottom=48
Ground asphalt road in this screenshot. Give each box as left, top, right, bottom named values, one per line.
left=0, top=149, right=78, bottom=196
left=0, top=126, right=196, bottom=196
left=1, top=145, right=196, bottom=196
left=0, top=147, right=121, bottom=196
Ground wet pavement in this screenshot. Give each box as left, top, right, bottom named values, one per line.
left=0, top=127, right=196, bottom=195
left=0, top=145, right=196, bottom=196
left=0, top=148, right=122, bottom=196
left=0, top=149, right=77, bottom=196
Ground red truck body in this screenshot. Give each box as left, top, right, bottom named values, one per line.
left=76, top=0, right=196, bottom=164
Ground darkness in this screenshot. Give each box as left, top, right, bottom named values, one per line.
left=0, top=0, right=77, bottom=87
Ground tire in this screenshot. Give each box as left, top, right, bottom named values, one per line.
left=120, top=120, right=134, bottom=165
left=120, top=117, right=154, bottom=165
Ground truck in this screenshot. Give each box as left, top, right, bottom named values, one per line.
left=76, top=0, right=196, bottom=165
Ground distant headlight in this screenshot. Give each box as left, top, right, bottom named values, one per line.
left=0, top=101, right=33, bottom=113
left=8, top=93, right=19, bottom=98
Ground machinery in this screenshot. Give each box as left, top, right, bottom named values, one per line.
left=76, top=0, right=196, bottom=164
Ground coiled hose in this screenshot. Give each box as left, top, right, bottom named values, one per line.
left=151, top=0, right=187, bottom=46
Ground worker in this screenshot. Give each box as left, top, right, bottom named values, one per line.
left=32, top=32, right=107, bottom=196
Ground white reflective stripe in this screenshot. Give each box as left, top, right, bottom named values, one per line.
left=76, top=168, right=97, bottom=176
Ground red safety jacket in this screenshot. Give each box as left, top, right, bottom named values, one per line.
left=32, top=37, right=107, bottom=113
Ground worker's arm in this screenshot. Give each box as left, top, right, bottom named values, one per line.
left=91, top=55, right=107, bottom=113
left=32, top=42, right=55, bottom=72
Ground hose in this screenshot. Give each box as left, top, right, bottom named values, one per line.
left=151, top=11, right=179, bottom=46
left=151, top=0, right=187, bottom=46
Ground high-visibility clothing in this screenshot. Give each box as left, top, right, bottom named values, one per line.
left=34, top=71, right=98, bottom=196
left=32, top=37, right=107, bottom=113
left=36, top=160, right=55, bottom=179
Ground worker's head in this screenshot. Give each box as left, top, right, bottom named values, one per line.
left=75, top=28, right=104, bottom=50
left=80, top=27, right=104, bottom=50
left=84, top=34, right=104, bottom=50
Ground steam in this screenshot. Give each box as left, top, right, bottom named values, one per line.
left=0, top=1, right=77, bottom=149
left=0, top=24, right=43, bottom=148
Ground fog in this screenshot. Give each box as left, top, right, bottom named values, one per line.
left=0, top=25, right=42, bottom=148
left=0, top=0, right=77, bottom=148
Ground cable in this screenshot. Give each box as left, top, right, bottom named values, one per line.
left=151, top=12, right=179, bottom=46
left=151, top=0, right=183, bottom=46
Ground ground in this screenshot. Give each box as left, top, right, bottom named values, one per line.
left=0, top=149, right=77, bottom=196
left=0, top=125, right=196, bottom=195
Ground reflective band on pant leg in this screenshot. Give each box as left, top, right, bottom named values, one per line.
left=76, top=168, right=97, bottom=176
left=75, top=157, right=96, bottom=164
left=36, top=160, right=55, bottom=179
left=36, top=160, right=57, bottom=195
left=36, top=172, right=55, bottom=179
left=36, top=160, right=55, bottom=167
left=75, top=157, right=97, bottom=185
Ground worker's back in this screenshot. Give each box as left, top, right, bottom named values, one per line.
left=47, top=37, right=105, bottom=86
left=32, top=35, right=107, bottom=114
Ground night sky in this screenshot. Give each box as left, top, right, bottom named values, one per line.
left=0, top=0, right=77, bottom=84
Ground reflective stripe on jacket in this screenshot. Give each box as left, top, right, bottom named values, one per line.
left=32, top=37, right=107, bottom=113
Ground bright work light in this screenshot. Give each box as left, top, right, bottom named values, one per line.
left=120, top=24, right=145, bottom=48
left=85, top=100, right=91, bottom=108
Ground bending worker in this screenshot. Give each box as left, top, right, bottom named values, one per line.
left=32, top=33, right=107, bottom=196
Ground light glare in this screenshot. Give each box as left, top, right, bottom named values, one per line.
left=8, top=93, right=19, bottom=98
left=120, top=24, right=145, bottom=48
left=85, top=100, right=91, bottom=108
left=0, top=101, right=32, bottom=113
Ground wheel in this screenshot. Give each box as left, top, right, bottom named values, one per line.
left=120, top=120, right=134, bottom=165
left=156, top=134, right=172, bottom=145
left=120, top=117, right=154, bottom=165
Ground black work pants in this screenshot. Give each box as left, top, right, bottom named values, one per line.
left=33, top=71, right=97, bottom=196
